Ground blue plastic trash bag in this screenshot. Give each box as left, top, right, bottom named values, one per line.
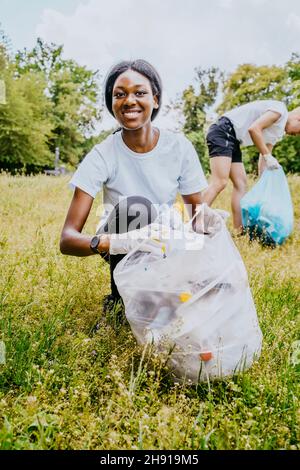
left=240, top=168, right=293, bottom=246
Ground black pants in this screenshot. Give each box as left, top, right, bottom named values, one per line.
left=99, top=196, right=157, bottom=299
left=206, top=116, right=242, bottom=163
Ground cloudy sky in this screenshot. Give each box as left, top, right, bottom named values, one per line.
left=1, top=0, right=300, bottom=129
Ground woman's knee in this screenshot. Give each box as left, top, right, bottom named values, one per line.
left=232, top=177, right=247, bottom=193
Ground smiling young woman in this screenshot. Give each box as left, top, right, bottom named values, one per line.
left=60, top=59, right=223, bottom=306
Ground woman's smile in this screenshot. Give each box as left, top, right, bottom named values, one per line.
left=122, top=108, right=143, bottom=119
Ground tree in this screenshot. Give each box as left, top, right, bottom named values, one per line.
left=218, top=64, right=286, bottom=115
left=15, top=38, right=102, bottom=167
left=285, top=53, right=300, bottom=108
left=181, top=67, right=223, bottom=173
left=0, top=40, right=53, bottom=173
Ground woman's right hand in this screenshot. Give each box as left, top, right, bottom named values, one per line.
left=262, top=153, right=281, bottom=170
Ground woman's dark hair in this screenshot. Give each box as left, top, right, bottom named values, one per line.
left=105, top=59, right=162, bottom=121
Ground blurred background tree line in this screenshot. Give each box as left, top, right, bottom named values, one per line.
left=1, top=26, right=300, bottom=174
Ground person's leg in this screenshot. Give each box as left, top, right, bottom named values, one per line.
left=202, top=157, right=232, bottom=206
left=103, top=196, right=157, bottom=299
left=229, top=163, right=247, bottom=230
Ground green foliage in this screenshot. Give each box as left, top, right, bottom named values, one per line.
left=0, top=46, right=53, bottom=173
left=185, top=130, right=210, bottom=174
left=285, top=53, right=300, bottom=108
left=218, top=64, right=287, bottom=115
left=181, top=68, right=222, bottom=173
left=15, top=38, right=101, bottom=167
left=182, top=85, right=207, bottom=133
left=274, top=136, right=300, bottom=173
left=0, top=31, right=102, bottom=173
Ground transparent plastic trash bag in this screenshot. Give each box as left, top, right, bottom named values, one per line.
left=114, top=209, right=262, bottom=383
left=240, top=168, right=293, bottom=246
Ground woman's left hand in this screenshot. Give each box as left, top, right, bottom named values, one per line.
left=193, top=203, right=229, bottom=237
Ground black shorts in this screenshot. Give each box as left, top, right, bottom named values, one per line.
left=206, top=116, right=242, bottom=163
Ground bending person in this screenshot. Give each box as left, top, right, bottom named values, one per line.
left=203, top=100, right=300, bottom=232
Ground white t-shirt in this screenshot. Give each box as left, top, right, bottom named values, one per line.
left=69, top=129, right=208, bottom=231
left=224, top=100, right=288, bottom=147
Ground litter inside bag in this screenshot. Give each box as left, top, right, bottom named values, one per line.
left=114, top=213, right=262, bottom=383
left=241, top=168, right=293, bottom=246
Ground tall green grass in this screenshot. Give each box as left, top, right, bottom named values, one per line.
left=0, top=173, right=299, bottom=449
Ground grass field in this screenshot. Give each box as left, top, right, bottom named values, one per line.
left=0, top=173, right=299, bottom=450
